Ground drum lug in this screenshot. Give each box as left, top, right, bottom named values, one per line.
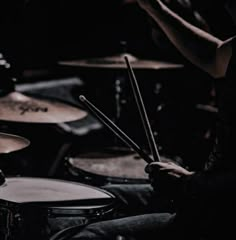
left=14, top=212, right=23, bottom=232
left=14, top=213, right=22, bottom=224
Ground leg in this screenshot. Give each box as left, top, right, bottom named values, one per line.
left=102, top=184, right=174, bottom=217
left=72, top=213, right=176, bottom=240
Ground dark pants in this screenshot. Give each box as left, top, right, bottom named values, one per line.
left=72, top=212, right=176, bottom=240
left=102, top=184, right=175, bottom=217
left=70, top=184, right=177, bottom=240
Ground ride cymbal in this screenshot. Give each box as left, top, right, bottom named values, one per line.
left=0, top=132, right=30, bottom=154
left=58, top=53, right=184, bottom=70
left=0, top=92, right=87, bottom=123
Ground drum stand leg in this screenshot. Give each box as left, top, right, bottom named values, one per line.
left=115, top=76, right=124, bottom=120
left=113, top=74, right=128, bottom=146
left=48, top=142, right=72, bottom=177
left=50, top=224, right=88, bottom=240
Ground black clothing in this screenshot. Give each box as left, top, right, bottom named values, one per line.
left=71, top=36, right=236, bottom=240
left=173, top=36, right=236, bottom=238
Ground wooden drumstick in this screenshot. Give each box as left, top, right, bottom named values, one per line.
left=124, top=55, right=160, bottom=162
left=79, top=95, right=154, bottom=164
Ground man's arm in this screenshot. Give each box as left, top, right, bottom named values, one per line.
left=137, top=0, right=233, bottom=78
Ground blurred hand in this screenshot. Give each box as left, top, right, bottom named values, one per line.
left=145, top=160, right=194, bottom=178
left=145, top=160, right=194, bottom=196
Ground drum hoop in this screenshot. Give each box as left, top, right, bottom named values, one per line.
left=47, top=203, right=116, bottom=217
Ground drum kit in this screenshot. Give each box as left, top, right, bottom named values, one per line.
left=0, top=91, right=87, bottom=123
left=0, top=52, right=184, bottom=239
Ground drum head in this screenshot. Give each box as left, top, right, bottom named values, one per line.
left=0, top=177, right=114, bottom=204
left=68, top=147, right=149, bottom=183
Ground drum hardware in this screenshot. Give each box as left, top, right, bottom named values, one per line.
left=23, top=198, right=116, bottom=207
left=115, top=75, right=124, bottom=120
left=0, top=177, right=117, bottom=240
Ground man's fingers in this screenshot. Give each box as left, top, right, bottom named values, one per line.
left=145, top=162, right=163, bottom=173
left=145, top=161, right=173, bottom=173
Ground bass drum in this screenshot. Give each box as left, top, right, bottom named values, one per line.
left=0, top=177, right=116, bottom=240
left=66, top=147, right=168, bottom=186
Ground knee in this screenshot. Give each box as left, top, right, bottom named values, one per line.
left=71, top=222, right=109, bottom=240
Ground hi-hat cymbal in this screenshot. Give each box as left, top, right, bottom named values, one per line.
left=0, top=92, right=87, bottom=123
left=0, top=132, right=30, bottom=154
left=58, top=53, right=184, bottom=70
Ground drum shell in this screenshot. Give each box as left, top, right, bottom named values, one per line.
left=0, top=203, right=115, bottom=240
left=0, top=177, right=116, bottom=240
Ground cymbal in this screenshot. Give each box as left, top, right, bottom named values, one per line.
left=0, top=92, right=87, bottom=123
left=58, top=53, right=184, bottom=70
left=0, top=132, right=30, bottom=154
left=196, top=104, right=218, bottom=113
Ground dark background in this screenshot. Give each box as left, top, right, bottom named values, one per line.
left=0, top=0, right=235, bottom=177
left=1, top=0, right=235, bottom=76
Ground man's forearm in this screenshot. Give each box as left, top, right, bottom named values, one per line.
left=138, top=0, right=230, bottom=78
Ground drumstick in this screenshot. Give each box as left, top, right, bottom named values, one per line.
left=79, top=95, right=154, bottom=164
left=124, top=56, right=160, bottom=162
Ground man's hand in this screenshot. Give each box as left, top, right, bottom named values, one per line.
left=145, top=160, right=194, bottom=178
left=145, top=160, right=194, bottom=196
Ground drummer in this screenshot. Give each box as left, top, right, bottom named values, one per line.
left=69, top=0, right=236, bottom=239
left=65, top=0, right=213, bottom=218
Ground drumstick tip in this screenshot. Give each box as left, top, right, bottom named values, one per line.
left=79, top=95, right=86, bottom=102
left=124, top=55, right=129, bottom=61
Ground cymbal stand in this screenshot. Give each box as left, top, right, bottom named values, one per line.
left=114, top=41, right=127, bottom=121
left=0, top=53, right=16, bottom=95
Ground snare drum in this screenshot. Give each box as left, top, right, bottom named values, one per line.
left=0, top=177, right=116, bottom=240
left=66, top=147, right=150, bottom=186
